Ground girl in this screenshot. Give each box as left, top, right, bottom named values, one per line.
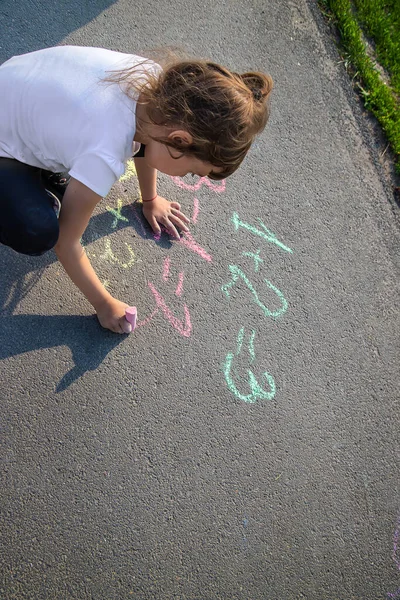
left=0, top=46, right=273, bottom=334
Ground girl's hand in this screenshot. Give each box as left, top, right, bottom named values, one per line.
left=96, top=297, right=134, bottom=334
left=142, top=195, right=190, bottom=239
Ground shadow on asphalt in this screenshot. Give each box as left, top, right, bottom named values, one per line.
left=0, top=204, right=173, bottom=390
left=0, top=314, right=124, bottom=392
left=82, top=201, right=174, bottom=249
left=0, top=203, right=172, bottom=314
left=0, top=0, right=118, bottom=63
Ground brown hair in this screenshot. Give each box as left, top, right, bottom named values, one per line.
left=105, top=57, right=273, bottom=180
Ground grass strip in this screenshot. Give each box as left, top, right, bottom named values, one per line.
left=353, top=0, right=400, bottom=94
left=319, top=0, right=400, bottom=170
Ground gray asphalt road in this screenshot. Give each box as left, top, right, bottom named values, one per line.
left=1, top=1, right=399, bottom=599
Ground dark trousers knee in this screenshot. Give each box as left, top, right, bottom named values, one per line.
left=12, top=216, right=59, bottom=256
left=0, top=158, right=60, bottom=256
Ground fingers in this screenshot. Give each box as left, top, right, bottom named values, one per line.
left=152, top=214, right=188, bottom=239
left=108, top=317, right=132, bottom=334
left=144, top=198, right=191, bottom=237
left=147, top=204, right=190, bottom=239
left=97, top=302, right=135, bottom=335
left=170, top=207, right=190, bottom=224
left=169, top=213, right=190, bottom=234
left=161, top=217, right=180, bottom=239
left=149, top=215, right=161, bottom=236
left=161, top=210, right=190, bottom=239
left=120, top=317, right=133, bottom=334
left=100, top=321, right=126, bottom=335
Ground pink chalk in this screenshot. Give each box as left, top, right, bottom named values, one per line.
left=125, top=306, right=137, bottom=331
left=163, top=257, right=171, bottom=281
left=192, top=197, right=200, bottom=224
left=175, top=271, right=184, bottom=297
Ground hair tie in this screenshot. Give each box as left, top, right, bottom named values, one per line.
left=252, top=88, right=262, bottom=101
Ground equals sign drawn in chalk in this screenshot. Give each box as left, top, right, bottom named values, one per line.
left=125, top=306, right=137, bottom=331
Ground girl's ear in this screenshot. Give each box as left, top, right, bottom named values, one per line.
left=167, top=129, right=193, bottom=146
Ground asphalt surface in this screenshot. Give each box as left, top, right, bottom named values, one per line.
left=1, top=1, right=399, bottom=599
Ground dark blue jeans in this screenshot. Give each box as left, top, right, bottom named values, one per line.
left=0, top=158, right=59, bottom=256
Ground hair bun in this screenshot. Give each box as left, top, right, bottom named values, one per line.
left=240, top=72, right=273, bottom=103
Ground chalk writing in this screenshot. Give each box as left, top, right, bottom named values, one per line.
left=232, top=212, right=293, bottom=254
left=170, top=176, right=225, bottom=193
left=130, top=258, right=192, bottom=336
left=136, top=308, right=159, bottom=329
left=175, top=271, right=184, bottom=297
left=147, top=282, right=192, bottom=337
left=192, top=198, right=199, bottom=224
left=132, top=175, right=225, bottom=334
left=106, top=198, right=129, bottom=229
left=119, top=159, right=137, bottom=182
left=177, top=231, right=212, bottom=262
left=224, top=327, right=276, bottom=402
left=162, top=257, right=184, bottom=296
left=163, top=257, right=171, bottom=281
left=218, top=208, right=294, bottom=401
left=100, top=239, right=135, bottom=269
left=96, top=174, right=292, bottom=404
left=242, top=249, right=264, bottom=272
left=221, top=265, right=288, bottom=319
left=129, top=202, right=213, bottom=262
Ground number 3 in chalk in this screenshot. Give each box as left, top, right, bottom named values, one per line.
left=223, top=327, right=276, bottom=403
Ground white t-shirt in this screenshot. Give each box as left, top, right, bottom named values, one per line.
left=0, top=45, right=160, bottom=196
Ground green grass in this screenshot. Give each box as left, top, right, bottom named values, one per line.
left=354, top=0, right=400, bottom=94
left=319, top=0, right=400, bottom=171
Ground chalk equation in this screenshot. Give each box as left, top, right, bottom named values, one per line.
left=87, top=158, right=292, bottom=403
left=220, top=211, right=292, bottom=401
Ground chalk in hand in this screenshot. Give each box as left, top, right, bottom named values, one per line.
left=125, top=306, right=137, bottom=331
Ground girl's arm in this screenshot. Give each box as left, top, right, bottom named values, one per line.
left=134, top=157, right=190, bottom=238
left=55, top=178, right=132, bottom=334
left=133, top=155, right=157, bottom=201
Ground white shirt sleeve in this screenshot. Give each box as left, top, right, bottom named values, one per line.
left=69, top=152, right=123, bottom=197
